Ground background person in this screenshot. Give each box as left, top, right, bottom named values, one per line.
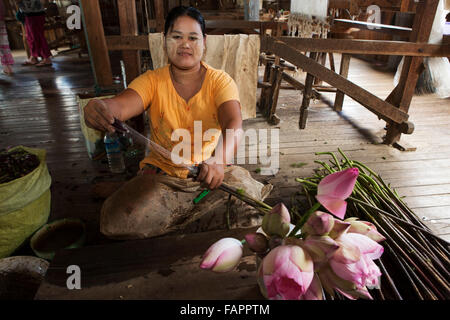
left=17, top=0, right=52, bottom=66
left=0, top=0, right=14, bottom=75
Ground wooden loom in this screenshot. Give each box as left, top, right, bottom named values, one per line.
left=259, top=0, right=450, bottom=147
left=79, top=0, right=450, bottom=147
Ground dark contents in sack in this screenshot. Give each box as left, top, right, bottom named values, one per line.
left=0, top=148, right=40, bottom=184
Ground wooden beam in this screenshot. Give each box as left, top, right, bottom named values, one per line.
left=261, top=37, right=409, bottom=125
left=334, top=54, right=351, bottom=112
left=105, top=35, right=450, bottom=57
left=205, top=20, right=285, bottom=31
left=106, top=35, right=150, bottom=51
left=118, top=0, right=141, bottom=84
left=80, top=0, right=113, bottom=87
left=299, top=52, right=318, bottom=129
left=274, top=37, right=450, bottom=57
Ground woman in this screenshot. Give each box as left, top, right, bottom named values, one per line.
left=18, top=0, right=52, bottom=66
left=0, top=0, right=14, bottom=75
left=85, top=6, right=267, bottom=239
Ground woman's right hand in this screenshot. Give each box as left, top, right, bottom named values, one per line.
left=84, top=99, right=116, bottom=133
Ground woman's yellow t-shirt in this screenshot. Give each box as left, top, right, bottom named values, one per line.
left=128, top=61, right=240, bottom=179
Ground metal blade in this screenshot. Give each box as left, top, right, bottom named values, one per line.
left=112, top=119, right=198, bottom=176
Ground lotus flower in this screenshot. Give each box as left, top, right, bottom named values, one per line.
left=316, top=168, right=359, bottom=219
left=300, top=236, right=340, bottom=265
left=345, top=217, right=386, bottom=242
left=244, top=232, right=269, bottom=254
left=301, top=273, right=324, bottom=300
left=302, top=211, right=335, bottom=236
left=258, top=245, right=314, bottom=300
left=329, top=232, right=383, bottom=289
left=200, top=238, right=243, bottom=272
left=318, top=265, right=373, bottom=300
left=262, top=203, right=291, bottom=238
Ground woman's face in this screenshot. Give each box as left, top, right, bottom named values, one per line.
left=165, top=16, right=206, bottom=70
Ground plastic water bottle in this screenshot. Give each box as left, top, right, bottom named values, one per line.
left=104, top=133, right=125, bottom=173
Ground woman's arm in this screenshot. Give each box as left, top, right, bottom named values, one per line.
left=196, top=100, right=243, bottom=189
left=84, top=88, right=145, bottom=133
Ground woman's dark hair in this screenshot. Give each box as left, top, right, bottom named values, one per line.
left=164, top=6, right=206, bottom=36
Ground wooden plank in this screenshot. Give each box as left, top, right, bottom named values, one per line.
left=154, top=0, right=165, bottom=33
left=261, top=37, right=410, bottom=125
left=334, top=18, right=412, bottom=37
left=35, top=227, right=261, bottom=300
left=117, top=0, right=141, bottom=84
left=299, top=52, right=317, bottom=129
left=334, top=54, right=351, bottom=112
left=79, top=0, right=113, bottom=86
left=274, top=37, right=450, bottom=57
left=106, top=35, right=150, bottom=50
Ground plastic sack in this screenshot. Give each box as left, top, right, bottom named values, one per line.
left=77, top=94, right=113, bottom=159
left=0, top=147, right=51, bottom=258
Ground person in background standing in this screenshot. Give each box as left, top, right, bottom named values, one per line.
left=0, top=0, right=14, bottom=75
left=17, top=0, right=52, bottom=66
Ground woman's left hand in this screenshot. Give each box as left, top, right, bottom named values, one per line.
left=196, top=162, right=225, bottom=190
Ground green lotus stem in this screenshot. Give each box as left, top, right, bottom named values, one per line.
left=348, top=196, right=446, bottom=242
left=295, top=178, right=318, bottom=188
left=398, top=255, right=438, bottom=300
left=354, top=186, right=450, bottom=297
left=315, top=151, right=342, bottom=171
left=378, top=257, right=403, bottom=300
left=313, top=160, right=335, bottom=174
left=383, top=242, right=423, bottom=300
left=396, top=223, right=450, bottom=280
left=337, top=148, right=352, bottom=166
left=226, top=194, right=232, bottom=230
left=288, top=202, right=321, bottom=238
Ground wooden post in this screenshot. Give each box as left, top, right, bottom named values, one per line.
left=268, top=66, right=283, bottom=125
left=299, top=52, right=318, bottom=129
left=400, top=0, right=413, bottom=12
left=117, top=0, right=141, bottom=84
left=334, top=54, right=351, bottom=112
left=384, top=0, right=439, bottom=145
left=168, top=0, right=179, bottom=11
left=80, top=0, right=113, bottom=87
left=258, top=58, right=272, bottom=112
left=329, top=52, right=336, bottom=72
left=117, top=0, right=145, bottom=134
left=154, top=0, right=165, bottom=33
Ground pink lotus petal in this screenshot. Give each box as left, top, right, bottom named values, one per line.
left=261, top=245, right=314, bottom=300
left=300, top=274, right=324, bottom=300
left=341, top=233, right=384, bottom=260
left=317, top=168, right=359, bottom=200
left=316, top=195, right=347, bottom=219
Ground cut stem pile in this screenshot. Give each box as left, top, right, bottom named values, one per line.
left=295, top=149, right=450, bottom=300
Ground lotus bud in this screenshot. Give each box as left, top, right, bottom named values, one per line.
left=262, top=202, right=291, bottom=238
left=244, top=232, right=269, bottom=254
left=329, top=219, right=351, bottom=239
left=345, top=218, right=386, bottom=243
left=301, top=236, right=340, bottom=264
left=302, top=211, right=335, bottom=236
left=200, top=237, right=243, bottom=273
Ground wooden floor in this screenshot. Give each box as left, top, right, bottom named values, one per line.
left=0, top=50, right=449, bottom=250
